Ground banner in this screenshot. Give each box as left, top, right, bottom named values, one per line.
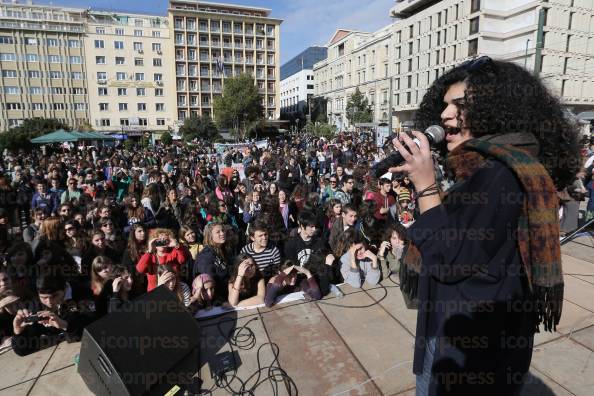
left=213, top=139, right=268, bottom=154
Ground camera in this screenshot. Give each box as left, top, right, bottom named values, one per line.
left=23, top=315, right=43, bottom=324
left=153, top=238, right=170, bottom=247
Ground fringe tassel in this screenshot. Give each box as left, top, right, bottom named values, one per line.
left=399, top=262, right=419, bottom=309
left=532, top=284, right=564, bottom=333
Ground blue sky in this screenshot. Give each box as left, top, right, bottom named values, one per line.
left=35, top=0, right=394, bottom=64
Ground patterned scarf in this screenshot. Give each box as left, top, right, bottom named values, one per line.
left=400, top=134, right=563, bottom=332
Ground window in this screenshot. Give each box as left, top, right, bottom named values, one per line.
left=49, top=71, right=62, bottom=79
left=0, top=53, right=15, bottom=61
left=95, top=40, right=105, bottom=48
left=120, top=119, right=129, bottom=126
left=52, top=103, right=65, bottom=110
left=135, top=19, right=144, bottom=27
left=118, top=88, right=127, bottom=96
left=8, top=119, right=23, bottom=127
left=137, top=88, right=146, bottom=96
left=25, top=54, right=38, bottom=62
left=134, top=42, right=143, bottom=51
left=135, top=58, right=144, bottom=66
left=154, top=73, right=162, bottom=81
left=156, top=103, right=165, bottom=111
left=152, top=43, right=162, bottom=52
left=4, top=103, right=21, bottom=110
left=31, top=103, right=44, bottom=110
left=115, top=57, right=125, bottom=65
left=24, top=37, right=37, bottom=45
left=0, top=36, right=14, bottom=44
left=68, top=39, right=80, bottom=48
left=135, top=73, right=145, bottom=81
left=71, top=87, right=85, bottom=95
left=139, top=118, right=148, bottom=126
left=98, top=87, right=108, bottom=96
left=134, top=29, right=143, bottom=37
left=46, top=38, right=58, bottom=47
left=114, top=41, right=124, bottom=50
left=96, top=56, right=106, bottom=64
left=96, top=27, right=105, bottom=34
left=2, top=70, right=17, bottom=77
left=137, top=103, right=147, bottom=111
left=100, top=119, right=111, bottom=127
left=338, top=43, right=345, bottom=57
left=153, top=58, right=162, bottom=66
left=115, top=28, right=124, bottom=35
left=468, top=39, right=478, bottom=56
left=28, top=70, right=41, bottom=78
left=156, top=118, right=165, bottom=126
left=471, top=0, right=481, bottom=13
left=469, top=17, right=479, bottom=35
left=48, top=55, right=61, bottom=63
left=51, top=87, right=64, bottom=94
left=152, top=31, right=161, bottom=38
left=155, top=88, right=164, bottom=96
left=119, top=103, right=128, bottom=111
left=116, top=72, right=126, bottom=81
left=99, top=103, right=109, bottom=111
left=97, top=72, right=107, bottom=80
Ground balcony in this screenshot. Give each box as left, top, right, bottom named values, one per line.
left=234, top=29, right=243, bottom=35
left=222, top=27, right=232, bottom=33
left=222, top=42, right=232, bottom=48
left=245, top=59, right=253, bottom=65
left=234, top=43, right=243, bottom=49
left=201, top=86, right=210, bottom=92
left=267, top=74, right=275, bottom=79
left=199, top=41, right=209, bottom=46
left=256, top=73, right=265, bottom=79
left=245, top=28, right=254, bottom=35
left=199, top=25, right=208, bottom=32
left=200, top=56, right=209, bottom=61
left=200, top=72, right=210, bottom=77
left=201, top=102, right=211, bottom=107
left=223, top=57, right=232, bottom=63
left=267, top=46, right=275, bottom=51
left=235, top=58, right=243, bottom=63
left=211, top=26, right=220, bottom=33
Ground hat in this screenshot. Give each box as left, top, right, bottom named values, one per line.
left=398, top=189, right=411, bottom=202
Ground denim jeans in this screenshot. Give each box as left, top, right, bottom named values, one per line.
left=415, top=336, right=436, bottom=396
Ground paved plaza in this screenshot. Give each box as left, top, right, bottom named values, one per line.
left=0, top=234, right=592, bottom=396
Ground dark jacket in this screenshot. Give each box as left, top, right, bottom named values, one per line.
left=407, top=160, right=535, bottom=395
left=193, top=246, right=230, bottom=300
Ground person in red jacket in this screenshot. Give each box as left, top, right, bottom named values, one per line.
left=371, top=178, right=396, bottom=220
left=136, top=228, right=187, bottom=292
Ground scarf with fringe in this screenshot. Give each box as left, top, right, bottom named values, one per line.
left=400, top=134, right=563, bottom=332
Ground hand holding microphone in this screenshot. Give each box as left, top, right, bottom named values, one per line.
left=390, top=131, right=437, bottom=192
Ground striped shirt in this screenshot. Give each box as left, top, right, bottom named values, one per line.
left=240, top=243, right=281, bottom=278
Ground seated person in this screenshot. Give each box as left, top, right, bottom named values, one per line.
left=340, top=232, right=380, bottom=288
left=157, top=264, right=192, bottom=308
left=264, top=261, right=321, bottom=307
left=107, top=266, right=135, bottom=313
left=11, top=273, right=95, bottom=356
left=191, top=274, right=216, bottom=310
left=377, top=223, right=408, bottom=278
left=283, top=211, right=326, bottom=266
left=1, top=290, right=22, bottom=346
left=240, top=220, right=281, bottom=279
left=227, top=253, right=265, bottom=307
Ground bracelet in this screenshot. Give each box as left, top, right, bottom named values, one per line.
left=416, top=183, right=437, bottom=196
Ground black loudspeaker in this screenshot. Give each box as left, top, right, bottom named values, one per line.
left=78, top=286, right=201, bottom=395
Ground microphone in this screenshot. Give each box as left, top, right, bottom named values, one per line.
left=374, top=125, right=445, bottom=178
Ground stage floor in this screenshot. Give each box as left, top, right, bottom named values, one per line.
left=1, top=234, right=593, bottom=396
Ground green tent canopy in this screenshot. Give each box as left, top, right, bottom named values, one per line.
left=30, top=129, right=80, bottom=144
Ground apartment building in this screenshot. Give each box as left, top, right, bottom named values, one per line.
left=315, top=0, right=594, bottom=129
left=313, top=28, right=392, bottom=130
left=0, top=1, right=88, bottom=131
left=85, top=10, right=176, bottom=135
left=168, top=0, right=282, bottom=122
left=280, top=46, right=327, bottom=121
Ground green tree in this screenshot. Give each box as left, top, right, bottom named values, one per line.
left=160, top=131, right=173, bottom=146
left=345, top=88, right=373, bottom=125
left=213, top=73, right=263, bottom=140
left=0, top=117, right=70, bottom=152
left=305, top=121, right=336, bottom=139
left=123, top=139, right=135, bottom=151
left=77, top=120, right=94, bottom=132
left=179, top=115, right=219, bottom=142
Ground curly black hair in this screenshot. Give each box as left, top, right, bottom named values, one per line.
left=414, top=58, right=581, bottom=189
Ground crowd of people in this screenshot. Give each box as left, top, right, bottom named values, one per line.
left=0, top=129, right=423, bottom=356
left=0, top=57, right=593, bottom=394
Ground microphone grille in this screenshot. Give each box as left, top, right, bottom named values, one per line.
left=425, top=125, right=445, bottom=143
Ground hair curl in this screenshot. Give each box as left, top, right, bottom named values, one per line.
left=414, top=59, right=581, bottom=189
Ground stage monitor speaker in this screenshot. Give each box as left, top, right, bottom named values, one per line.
left=77, top=286, right=201, bottom=396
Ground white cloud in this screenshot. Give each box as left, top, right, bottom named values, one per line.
left=280, top=0, right=393, bottom=62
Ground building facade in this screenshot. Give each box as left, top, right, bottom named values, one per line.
left=0, top=1, right=88, bottom=131
left=314, top=0, right=594, bottom=129
left=280, top=46, right=327, bottom=122
left=85, top=10, right=176, bottom=135
left=168, top=0, right=282, bottom=124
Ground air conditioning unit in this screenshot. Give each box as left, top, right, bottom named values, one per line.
left=137, top=49, right=144, bottom=53
left=157, top=50, right=162, bottom=55
left=97, top=79, right=107, bottom=85
left=156, top=81, right=163, bottom=86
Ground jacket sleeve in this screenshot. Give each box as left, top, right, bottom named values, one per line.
left=136, top=253, right=152, bottom=274
left=406, top=161, right=523, bottom=284
left=264, top=273, right=287, bottom=307
left=340, top=252, right=362, bottom=288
